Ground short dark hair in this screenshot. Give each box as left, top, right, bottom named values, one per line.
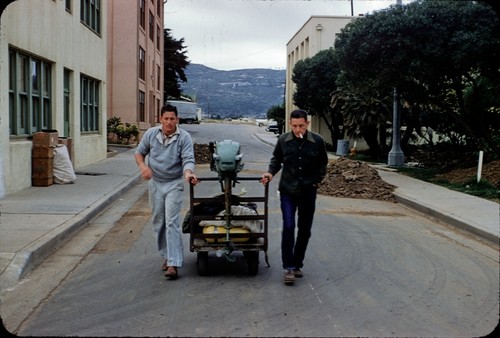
left=161, top=104, right=178, bottom=117
left=290, top=109, right=308, bottom=120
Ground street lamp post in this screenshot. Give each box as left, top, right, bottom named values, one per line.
left=388, top=88, right=404, bottom=166
left=387, top=0, right=405, bottom=167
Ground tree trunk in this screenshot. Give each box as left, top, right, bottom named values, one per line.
left=361, top=126, right=380, bottom=159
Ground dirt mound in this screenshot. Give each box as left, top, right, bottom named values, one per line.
left=194, top=143, right=212, bottom=164
left=318, top=158, right=396, bottom=202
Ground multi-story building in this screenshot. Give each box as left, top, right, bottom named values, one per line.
left=1, top=0, right=108, bottom=195
left=107, top=0, right=164, bottom=135
left=0, top=0, right=164, bottom=196
left=285, top=16, right=355, bottom=138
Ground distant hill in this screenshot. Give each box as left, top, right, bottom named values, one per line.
left=179, top=64, right=285, bottom=118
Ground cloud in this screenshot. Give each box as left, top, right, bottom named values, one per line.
left=165, top=0, right=405, bottom=70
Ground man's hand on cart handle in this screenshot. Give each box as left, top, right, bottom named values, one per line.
left=184, top=170, right=199, bottom=185
left=260, top=173, right=273, bottom=185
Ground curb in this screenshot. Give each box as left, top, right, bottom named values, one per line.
left=0, top=172, right=142, bottom=289
left=394, top=194, right=498, bottom=244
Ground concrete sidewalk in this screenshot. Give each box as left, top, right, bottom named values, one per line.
left=0, top=132, right=498, bottom=291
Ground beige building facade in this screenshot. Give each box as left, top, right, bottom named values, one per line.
left=0, top=0, right=164, bottom=196
left=1, top=0, right=108, bottom=195
left=285, top=16, right=355, bottom=141
left=107, top=0, right=164, bottom=135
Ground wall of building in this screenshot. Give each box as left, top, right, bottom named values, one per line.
left=0, top=0, right=107, bottom=195
left=107, top=0, right=139, bottom=124
left=107, top=0, right=164, bottom=137
left=285, top=16, right=356, bottom=146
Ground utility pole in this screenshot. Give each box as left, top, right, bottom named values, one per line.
left=387, top=0, right=405, bottom=167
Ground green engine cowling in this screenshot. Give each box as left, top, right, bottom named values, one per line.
left=211, top=140, right=244, bottom=178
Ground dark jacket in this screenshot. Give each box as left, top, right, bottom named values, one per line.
left=268, top=130, right=328, bottom=196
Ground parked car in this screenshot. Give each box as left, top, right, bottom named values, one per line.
left=255, top=118, right=273, bottom=127
left=266, top=121, right=279, bottom=134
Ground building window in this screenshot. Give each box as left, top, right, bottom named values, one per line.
left=149, top=11, right=154, bottom=41
left=157, top=0, right=161, bottom=18
left=157, top=64, right=161, bottom=90
left=139, top=90, right=145, bottom=122
left=80, top=75, right=99, bottom=132
left=139, top=0, right=145, bottom=29
left=156, top=24, right=161, bottom=48
left=139, top=47, right=146, bottom=80
left=156, top=98, right=160, bottom=123
left=80, top=0, right=101, bottom=34
left=9, top=49, right=52, bottom=136
left=65, top=0, right=72, bottom=13
left=63, top=69, right=72, bottom=137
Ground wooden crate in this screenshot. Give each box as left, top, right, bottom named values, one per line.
left=32, top=145, right=55, bottom=159
left=32, top=177, right=54, bottom=187
left=33, top=131, right=58, bottom=147
left=32, top=158, right=54, bottom=179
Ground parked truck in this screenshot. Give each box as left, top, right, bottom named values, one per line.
left=166, top=99, right=201, bottom=124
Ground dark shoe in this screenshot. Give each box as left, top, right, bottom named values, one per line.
left=283, top=270, right=295, bottom=285
left=165, top=266, right=178, bottom=279
left=293, top=268, right=303, bottom=278
left=161, top=261, right=168, bottom=271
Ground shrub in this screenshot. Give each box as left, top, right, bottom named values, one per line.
left=107, top=117, right=139, bottom=145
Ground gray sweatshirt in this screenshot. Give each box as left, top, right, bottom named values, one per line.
left=135, top=126, right=195, bottom=182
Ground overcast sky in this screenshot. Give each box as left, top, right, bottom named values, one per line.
left=164, top=0, right=410, bottom=70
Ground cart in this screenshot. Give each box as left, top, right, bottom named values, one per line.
left=187, top=140, right=269, bottom=276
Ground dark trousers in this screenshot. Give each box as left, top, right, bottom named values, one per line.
left=280, top=187, right=317, bottom=269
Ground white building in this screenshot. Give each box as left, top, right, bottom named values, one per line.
left=0, top=0, right=108, bottom=195
left=285, top=16, right=356, bottom=139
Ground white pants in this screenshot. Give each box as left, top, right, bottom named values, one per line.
left=149, top=178, right=184, bottom=267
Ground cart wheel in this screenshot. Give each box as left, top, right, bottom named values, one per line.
left=245, top=251, right=259, bottom=276
left=197, top=252, right=209, bottom=276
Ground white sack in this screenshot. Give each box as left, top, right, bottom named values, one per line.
left=53, top=145, right=76, bottom=184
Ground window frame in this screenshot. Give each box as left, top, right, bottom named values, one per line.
left=139, top=90, right=145, bottom=122
left=80, top=74, right=100, bottom=132
left=139, top=0, right=145, bottom=29
left=139, top=46, right=146, bottom=80
left=80, top=0, right=101, bottom=35
left=9, top=49, right=52, bottom=136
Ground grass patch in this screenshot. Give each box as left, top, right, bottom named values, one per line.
left=395, top=166, right=440, bottom=181
left=443, top=178, right=499, bottom=201
left=396, top=167, right=499, bottom=202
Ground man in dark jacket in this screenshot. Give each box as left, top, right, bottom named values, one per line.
left=261, top=109, right=328, bottom=285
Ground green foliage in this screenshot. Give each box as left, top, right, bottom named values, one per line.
left=164, top=28, right=190, bottom=98
left=334, top=0, right=500, bottom=156
left=331, top=89, right=392, bottom=158
left=292, top=48, right=343, bottom=145
left=107, top=117, right=139, bottom=145
left=266, top=103, right=285, bottom=123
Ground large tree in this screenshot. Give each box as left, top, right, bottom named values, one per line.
left=334, top=0, right=500, bottom=156
left=164, top=28, right=190, bottom=99
left=292, top=48, right=343, bottom=146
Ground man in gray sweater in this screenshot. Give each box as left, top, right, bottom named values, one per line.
left=135, top=104, right=198, bottom=279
